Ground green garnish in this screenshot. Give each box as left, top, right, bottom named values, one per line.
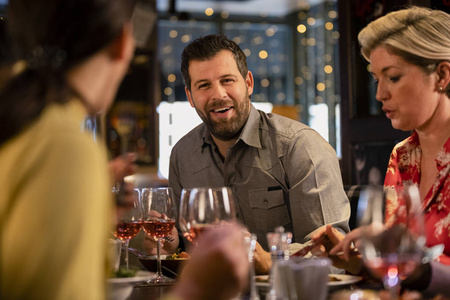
left=111, top=268, right=138, bottom=278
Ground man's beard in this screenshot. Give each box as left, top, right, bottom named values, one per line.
left=194, top=94, right=251, bottom=141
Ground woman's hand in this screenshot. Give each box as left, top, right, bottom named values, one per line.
left=312, top=224, right=363, bottom=275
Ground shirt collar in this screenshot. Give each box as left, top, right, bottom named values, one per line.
left=396, top=130, right=450, bottom=168
left=201, top=104, right=262, bottom=149
left=239, top=104, right=262, bottom=149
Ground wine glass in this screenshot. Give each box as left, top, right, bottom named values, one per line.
left=358, top=185, right=426, bottom=299
left=113, top=188, right=142, bottom=270
left=141, top=187, right=177, bottom=283
left=180, top=187, right=236, bottom=245
left=179, top=188, right=195, bottom=244
left=111, top=109, right=136, bottom=156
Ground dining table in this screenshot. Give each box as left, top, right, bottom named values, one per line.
left=125, top=274, right=448, bottom=300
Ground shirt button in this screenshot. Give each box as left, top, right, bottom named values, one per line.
left=263, top=199, right=268, bottom=205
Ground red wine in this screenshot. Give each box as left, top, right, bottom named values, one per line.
left=187, top=224, right=213, bottom=242
left=182, top=231, right=195, bottom=242
left=365, top=255, right=420, bottom=280
left=114, top=221, right=142, bottom=241
left=142, top=220, right=175, bottom=239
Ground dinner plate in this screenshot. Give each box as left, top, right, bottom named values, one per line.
left=254, top=274, right=362, bottom=288
left=107, top=271, right=157, bottom=300
left=107, top=270, right=156, bottom=284
left=327, top=274, right=362, bottom=287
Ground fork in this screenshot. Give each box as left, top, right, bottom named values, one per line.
left=164, top=235, right=175, bottom=242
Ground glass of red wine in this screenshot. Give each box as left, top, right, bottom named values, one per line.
left=180, top=187, right=236, bottom=245
left=358, top=185, right=425, bottom=299
left=113, top=188, right=142, bottom=270
left=141, top=187, right=177, bottom=283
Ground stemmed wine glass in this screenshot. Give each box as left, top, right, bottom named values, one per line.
left=111, top=109, right=136, bottom=156
left=113, top=188, right=143, bottom=270
left=141, top=187, right=177, bottom=283
left=179, top=187, right=236, bottom=245
left=358, top=185, right=426, bottom=299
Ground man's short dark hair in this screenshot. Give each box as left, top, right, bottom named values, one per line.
left=181, top=34, right=248, bottom=91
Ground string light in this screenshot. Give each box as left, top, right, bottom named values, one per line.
left=205, top=8, right=214, bottom=16
left=259, top=50, right=268, bottom=59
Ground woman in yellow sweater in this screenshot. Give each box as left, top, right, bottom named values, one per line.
left=0, top=0, right=135, bottom=299
left=0, top=1, right=250, bottom=300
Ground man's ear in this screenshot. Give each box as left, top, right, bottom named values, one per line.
left=185, top=86, right=195, bottom=108
left=246, top=71, right=254, bottom=96
left=436, top=61, right=450, bottom=91
left=109, top=23, right=135, bottom=61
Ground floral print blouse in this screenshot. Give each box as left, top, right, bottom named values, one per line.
left=384, top=131, right=450, bottom=265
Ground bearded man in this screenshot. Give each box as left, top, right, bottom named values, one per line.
left=169, top=34, right=350, bottom=274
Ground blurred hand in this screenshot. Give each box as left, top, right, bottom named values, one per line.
left=172, top=222, right=250, bottom=300
left=109, top=153, right=137, bottom=183
left=312, top=224, right=363, bottom=274
left=253, top=241, right=272, bottom=275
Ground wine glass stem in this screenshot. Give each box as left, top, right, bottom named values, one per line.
left=120, top=135, right=128, bottom=155
left=156, top=239, right=163, bottom=278
left=384, top=277, right=400, bottom=300
left=123, top=241, right=130, bottom=270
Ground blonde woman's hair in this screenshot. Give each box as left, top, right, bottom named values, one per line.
left=358, top=6, right=450, bottom=64
left=358, top=6, right=450, bottom=95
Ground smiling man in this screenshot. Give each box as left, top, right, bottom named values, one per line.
left=169, top=34, right=350, bottom=274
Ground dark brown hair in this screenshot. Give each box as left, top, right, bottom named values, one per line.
left=181, top=34, right=248, bottom=91
left=0, top=0, right=133, bottom=146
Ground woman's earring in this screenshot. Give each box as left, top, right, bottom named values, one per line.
left=439, top=86, right=444, bottom=91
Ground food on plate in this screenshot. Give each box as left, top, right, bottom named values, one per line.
left=328, top=275, right=343, bottom=282
left=166, top=249, right=190, bottom=260
left=110, top=267, right=138, bottom=278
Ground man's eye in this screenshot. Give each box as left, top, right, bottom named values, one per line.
left=198, top=84, right=209, bottom=89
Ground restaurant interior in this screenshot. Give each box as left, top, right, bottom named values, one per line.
left=1, top=0, right=450, bottom=299
left=72, top=0, right=445, bottom=188
left=0, top=0, right=442, bottom=186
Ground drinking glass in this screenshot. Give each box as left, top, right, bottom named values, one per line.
left=178, top=188, right=194, bottom=244
left=358, top=185, right=426, bottom=299
left=141, top=187, right=177, bottom=283
left=111, top=110, right=136, bottom=155
left=113, top=188, right=142, bottom=270
left=180, top=187, right=236, bottom=245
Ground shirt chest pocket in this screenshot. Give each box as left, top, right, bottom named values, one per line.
left=249, top=188, right=285, bottom=209
left=248, top=187, right=291, bottom=231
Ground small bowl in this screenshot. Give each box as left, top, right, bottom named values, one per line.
left=138, top=255, right=189, bottom=278
left=106, top=271, right=155, bottom=300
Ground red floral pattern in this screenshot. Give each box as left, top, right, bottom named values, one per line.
left=384, top=131, right=450, bottom=265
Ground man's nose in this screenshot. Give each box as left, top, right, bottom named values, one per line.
left=210, top=83, right=227, bottom=100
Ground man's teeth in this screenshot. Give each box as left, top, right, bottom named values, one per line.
left=213, top=107, right=231, bottom=112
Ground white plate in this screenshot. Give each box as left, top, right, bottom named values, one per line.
left=327, top=274, right=362, bottom=286
left=254, top=274, right=362, bottom=288
left=107, top=271, right=156, bottom=300
left=254, top=275, right=270, bottom=287
left=107, top=271, right=156, bottom=284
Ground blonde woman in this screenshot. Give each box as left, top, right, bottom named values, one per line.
left=313, top=6, right=450, bottom=296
